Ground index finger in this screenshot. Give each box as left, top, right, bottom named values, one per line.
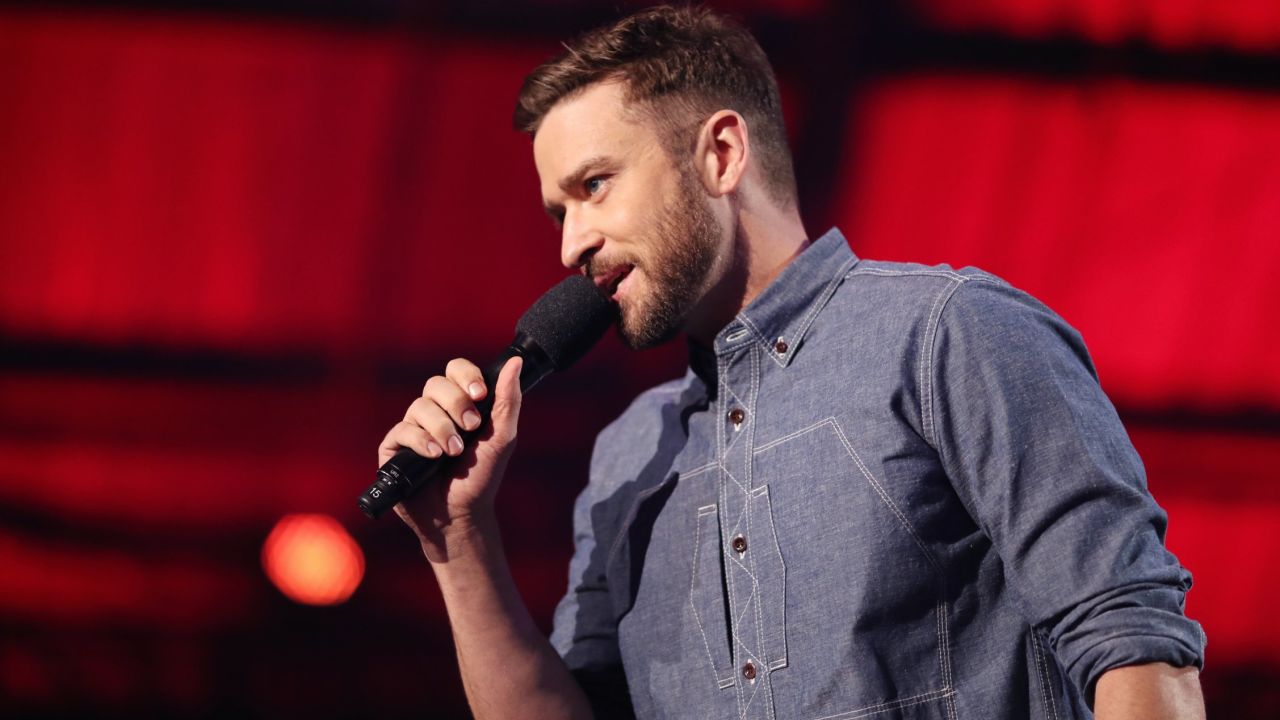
left=444, top=357, right=486, bottom=401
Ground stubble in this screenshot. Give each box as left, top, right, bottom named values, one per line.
left=617, top=169, right=723, bottom=349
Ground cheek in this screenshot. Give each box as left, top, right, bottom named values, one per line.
left=606, top=162, right=687, bottom=255
left=596, top=188, right=652, bottom=247
left=612, top=201, right=645, bottom=239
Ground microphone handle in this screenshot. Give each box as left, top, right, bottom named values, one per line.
left=358, top=334, right=554, bottom=519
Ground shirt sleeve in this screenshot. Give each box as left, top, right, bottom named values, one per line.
left=549, top=436, right=636, bottom=718
left=925, top=276, right=1206, bottom=705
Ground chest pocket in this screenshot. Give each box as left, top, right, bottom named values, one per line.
left=750, top=417, right=956, bottom=717
left=690, top=483, right=789, bottom=691
left=607, top=462, right=789, bottom=701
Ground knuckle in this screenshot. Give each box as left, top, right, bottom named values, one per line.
left=426, top=374, right=464, bottom=402
left=446, top=393, right=473, bottom=418
left=392, top=420, right=419, bottom=440
left=447, top=357, right=477, bottom=374
left=402, top=427, right=430, bottom=450
left=404, top=397, right=431, bottom=421
left=423, top=375, right=447, bottom=395
left=494, top=394, right=520, bottom=415
left=429, top=415, right=458, bottom=439
left=435, top=386, right=471, bottom=418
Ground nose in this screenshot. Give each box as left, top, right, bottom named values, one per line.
left=560, top=205, right=604, bottom=270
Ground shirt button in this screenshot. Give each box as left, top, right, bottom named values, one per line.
left=774, top=338, right=788, bottom=354
left=732, top=535, right=747, bottom=554
left=727, top=408, right=745, bottom=426
left=742, top=661, right=756, bottom=681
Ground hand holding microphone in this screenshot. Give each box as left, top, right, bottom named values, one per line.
left=361, top=275, right=615, bottom=554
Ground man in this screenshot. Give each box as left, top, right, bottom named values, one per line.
left=378, top=6, right=1206, bottom=719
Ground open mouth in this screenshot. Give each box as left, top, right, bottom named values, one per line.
left=593, top=264, right=633, bottom=301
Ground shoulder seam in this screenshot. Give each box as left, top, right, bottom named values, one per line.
left=849, top=266, right=966, bottom=281
left=919, top=275, right=981, bottom=452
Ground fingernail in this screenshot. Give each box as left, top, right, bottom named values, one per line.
left=468, top=382, right=484, bottom=399
left=462, top=410, right=481, bottom=430
left=426, top=441, right=443, bottom=457
left=448, top=435, right=464, bottom=455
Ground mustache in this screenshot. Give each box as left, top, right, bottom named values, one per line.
left=585, top=254, right=637, bottom=283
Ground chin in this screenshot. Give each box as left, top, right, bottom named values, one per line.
left=617, top=301, right=686, bottom=350
left=617, top=323, right=681, bottom=351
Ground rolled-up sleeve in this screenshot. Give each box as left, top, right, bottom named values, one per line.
left=927, top=276, right=1206, bottom=703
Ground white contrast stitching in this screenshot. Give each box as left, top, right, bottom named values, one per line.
left=690, top=505, right=733, bottom=691
left=829, top=419, right=943, bottom=572
left=921, top=276, right=1003, bottom=457
left=919, top=278, right=961, bottom=453
left=752, top=419, right=832, bottom=454
left=1032, top=631, right=1060, bottom=720
left=1033, top=631, right=1052, bottom=720
left=738, top=312, right=765, bottom=347
left=849, top=267, right=966, bottom=281
left=741, top=253, right=857, bottom=370
left=682, top=462, right=719, bottom=480
left=714, top=360, right=745, bottom=718
left=758, top=484, right=788, bottom=671
left=809, top=688, right=957, bottom=720
left=829, top=418, right=954, bottom=707
left=746, top=345, right=775, bottom=720
left=781, top=254, right=858, bottom=369
left=722, top=464, right=749, bottom=495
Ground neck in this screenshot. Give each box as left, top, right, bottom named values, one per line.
left=685, top=198, right=809, bottom=346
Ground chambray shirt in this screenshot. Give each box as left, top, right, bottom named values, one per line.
left=550, top=228, right=1205, bottom=719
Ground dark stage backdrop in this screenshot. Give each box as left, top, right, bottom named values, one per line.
left=1, top=1, right=1277, bottom=717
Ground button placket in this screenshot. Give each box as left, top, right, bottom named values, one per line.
left=716, top=346, right=775, bottom=718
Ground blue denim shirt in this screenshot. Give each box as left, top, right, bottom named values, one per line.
left=550, top=228, right=1205, bottom=719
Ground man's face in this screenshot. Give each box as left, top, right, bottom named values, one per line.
left=533, top=81, right=726, bottom=349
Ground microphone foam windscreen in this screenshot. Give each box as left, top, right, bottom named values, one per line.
left=516, top=275, right=617, bottom=370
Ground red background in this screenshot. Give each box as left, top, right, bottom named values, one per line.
left=1, top=1, right=1277, bottom=717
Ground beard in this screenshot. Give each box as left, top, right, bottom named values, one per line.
left=612, top=169, right=724, bottom=350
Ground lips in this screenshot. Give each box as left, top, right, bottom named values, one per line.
left=592, top=264, right=633, bottom=300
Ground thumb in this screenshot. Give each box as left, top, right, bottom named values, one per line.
left=489, top=356, right=523, bottom=442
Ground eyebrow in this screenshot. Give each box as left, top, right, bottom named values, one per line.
left=542, top=155, right=615, bottom=224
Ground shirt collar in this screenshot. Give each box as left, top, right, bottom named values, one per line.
left=708, top=227, right=859, bottom=367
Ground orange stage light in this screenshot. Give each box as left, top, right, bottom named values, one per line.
left=261, top=514, right=364, bottom=606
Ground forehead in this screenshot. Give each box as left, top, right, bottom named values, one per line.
left=532, top=81, right=663, bottom=196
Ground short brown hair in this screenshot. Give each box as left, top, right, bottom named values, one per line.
left=513, top=4, right=798, bottom=209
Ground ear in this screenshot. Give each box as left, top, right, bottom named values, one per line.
left=694, top=110, right=749, bottom=198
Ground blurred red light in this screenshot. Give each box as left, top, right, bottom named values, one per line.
left=920, top=0, right=1280, bottom=51
left=261, top=514, right=364, bottom=606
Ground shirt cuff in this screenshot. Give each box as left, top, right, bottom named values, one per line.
left=1063, top=611, right=1207, bottom=707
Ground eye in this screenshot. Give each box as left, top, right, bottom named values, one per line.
left=585, top=175, right=609, bottom=196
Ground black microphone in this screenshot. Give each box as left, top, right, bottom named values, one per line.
left=358, top=275, right=616, bottom=519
